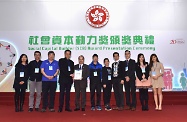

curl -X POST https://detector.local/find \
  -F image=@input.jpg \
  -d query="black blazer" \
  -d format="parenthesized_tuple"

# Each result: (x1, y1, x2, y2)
(13, 63, 29, 89)
(111, 61, 124, 80)
(123, 59, 136, 81)
(58, 58, 74, 84)
(74, 64, 89, 87)
(136, 62, 149, 81)
(28, 60, 43, 81)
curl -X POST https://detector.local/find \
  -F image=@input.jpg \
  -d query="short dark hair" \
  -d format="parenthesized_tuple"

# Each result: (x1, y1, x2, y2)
(125, 50, 131, 53)
(48, 51, 55, 56)
(78, 55, 84, 60)
(92, 54, 98, 58)
(64, 50, 71, 54)
(34, 51, 41, 56)
(113, 52, 119, 57)
(104, 58, 109, 63)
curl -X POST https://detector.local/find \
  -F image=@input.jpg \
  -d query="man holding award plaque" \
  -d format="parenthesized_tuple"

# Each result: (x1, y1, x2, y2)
(74, 55, 89, 111)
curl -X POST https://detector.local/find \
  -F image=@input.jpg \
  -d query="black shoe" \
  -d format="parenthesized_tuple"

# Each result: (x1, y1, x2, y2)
(82, 108, 85, 111)
(15, 108, 19, 112)
(49, 109, 55, 112)
(74, 108, 80, 111)
(20, 106, 24, 112)
(131, 107, 136, 111)
(35, 108, 40, 111)
(145, 106, 149, 111)
(65, 108, 72, 112)
(58, 108, 62, 112)
(28, 108, 33, 112)
(41, 109, 46, 112)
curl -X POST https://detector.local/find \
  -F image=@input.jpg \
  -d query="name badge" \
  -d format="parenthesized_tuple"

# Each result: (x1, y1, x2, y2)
(125, 67, 128, 71)
(94, 71, 98, 76)
(68, 66, 71, 71)
(141, 67, 146, 73)
(49, 66, 53, 70)
(35, 68, 39, 73)
(152, 71, 156, 76)
(108, 75, 111, 80)
(20, 72, 24, 77)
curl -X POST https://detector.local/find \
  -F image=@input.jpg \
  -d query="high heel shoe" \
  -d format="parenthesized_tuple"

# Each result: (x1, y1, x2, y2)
(158, 106, 162, 111)
(155, 106, 159, 111)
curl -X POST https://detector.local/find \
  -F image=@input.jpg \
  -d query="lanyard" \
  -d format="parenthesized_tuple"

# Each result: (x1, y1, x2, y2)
(21, 65, 25, 72)
(35, 60, 40, 68)
(153, 63, 157, 71)
(67, 60, 70, 66)
(114, 61, 119, 67)
(126, 60, 129, 66)
(94, 65, 97, 70)
(48, 60, 54, 66)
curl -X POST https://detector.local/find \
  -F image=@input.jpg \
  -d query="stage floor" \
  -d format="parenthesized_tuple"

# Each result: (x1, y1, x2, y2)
(1, 105, 187, 122)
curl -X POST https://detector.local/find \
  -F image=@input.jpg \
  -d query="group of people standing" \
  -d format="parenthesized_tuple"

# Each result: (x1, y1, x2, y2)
(13, 50, 164, 113)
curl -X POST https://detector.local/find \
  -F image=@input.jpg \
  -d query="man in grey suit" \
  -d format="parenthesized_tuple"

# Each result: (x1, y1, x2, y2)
(74, 55, 89, 111)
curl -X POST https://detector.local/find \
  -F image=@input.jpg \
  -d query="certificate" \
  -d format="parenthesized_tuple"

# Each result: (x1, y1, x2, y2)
(74, 70, 82, 80)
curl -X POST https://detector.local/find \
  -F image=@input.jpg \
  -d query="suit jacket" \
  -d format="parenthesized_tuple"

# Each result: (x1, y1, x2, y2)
(136, 62, 149, 81)
(122, 59, 136, 81)
(74, 64, 89, 88)
(58, 58, 74, 84)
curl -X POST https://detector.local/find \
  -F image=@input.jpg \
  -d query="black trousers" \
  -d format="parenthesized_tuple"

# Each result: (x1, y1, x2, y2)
(42, 81, 57, 109)
(139, 88, 149, 108)
(59, 82, 72, 109)
(90, 82, 101, 107)
(124, 80, 137, 108)
(14, 88, 26, 109)
(74, 81, 86, 109)
(113, 78, 124, 108)
(103, 82, 112, 106)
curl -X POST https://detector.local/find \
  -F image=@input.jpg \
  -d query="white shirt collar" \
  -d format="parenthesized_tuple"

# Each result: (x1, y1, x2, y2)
(115, 60, 120, 63)
(79, 64, 83, 66)
(126, 58, 130, 61)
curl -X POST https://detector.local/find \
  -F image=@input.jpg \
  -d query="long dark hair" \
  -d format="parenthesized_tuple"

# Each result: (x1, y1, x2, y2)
(15, 54, 28, 67)
(149, 54, 160, 70)
(137, 53, 146, 66)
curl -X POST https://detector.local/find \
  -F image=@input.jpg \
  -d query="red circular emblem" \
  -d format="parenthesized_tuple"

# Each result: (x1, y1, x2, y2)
(86, 5, 109, 28)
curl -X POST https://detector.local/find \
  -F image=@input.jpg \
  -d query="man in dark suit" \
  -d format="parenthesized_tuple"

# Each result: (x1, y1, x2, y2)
(123, 50, 136, 111)
(58, 50, 74, 112)
(111, 52, 124, 111)
(74, 55, 89, 111)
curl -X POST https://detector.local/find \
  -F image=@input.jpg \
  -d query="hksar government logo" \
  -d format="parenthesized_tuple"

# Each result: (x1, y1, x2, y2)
(86, 5, 109, 28)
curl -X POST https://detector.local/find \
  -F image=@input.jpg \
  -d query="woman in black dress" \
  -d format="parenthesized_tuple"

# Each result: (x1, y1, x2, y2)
(13, 54, 29, 112)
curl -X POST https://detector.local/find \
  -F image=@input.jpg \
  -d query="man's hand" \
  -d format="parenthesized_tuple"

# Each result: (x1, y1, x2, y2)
(19, 81, 24, 85)
(49, 76, 54, 80)
(70, 74, 74, 78)
(46, 75, 52, 80)
(125, 76, 130, 82)
(120, 80, 124, 84)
